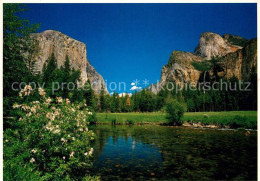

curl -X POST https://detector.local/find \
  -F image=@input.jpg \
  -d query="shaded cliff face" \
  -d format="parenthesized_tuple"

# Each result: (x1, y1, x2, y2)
(150, 51, 202, 93)
(165, 51, 202, 84)
(218, 38, 257, 81)
(150, 32, 257, 93)
(223, 34, 249, 47)
(32, 30, 108, 94)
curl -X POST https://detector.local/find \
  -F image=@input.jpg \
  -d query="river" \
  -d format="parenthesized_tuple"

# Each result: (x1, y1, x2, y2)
(89, 125, 257, 180)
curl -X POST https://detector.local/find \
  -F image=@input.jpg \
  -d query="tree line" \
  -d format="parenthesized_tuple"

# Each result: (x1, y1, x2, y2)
(98, 74, 256, 113)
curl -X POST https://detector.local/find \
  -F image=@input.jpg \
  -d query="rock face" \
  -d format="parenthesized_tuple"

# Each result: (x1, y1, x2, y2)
(222, 33, 249, 47)
(164, 51, 202, 84)
(218, 38, 257, 81)
(194, 32, 242, 60)
(150, 51, 202, 93)
(31, 30, 108, 94)
(150, 32, 257, 94)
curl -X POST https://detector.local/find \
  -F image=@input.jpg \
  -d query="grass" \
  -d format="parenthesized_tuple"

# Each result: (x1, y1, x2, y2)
(96, 111, 257, 129)
(182, 111, 257, 129)
(97, 112, 167, 125)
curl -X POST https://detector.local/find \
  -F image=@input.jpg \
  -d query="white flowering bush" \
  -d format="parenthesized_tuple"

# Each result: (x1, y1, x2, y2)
(4, 86, 99, 180)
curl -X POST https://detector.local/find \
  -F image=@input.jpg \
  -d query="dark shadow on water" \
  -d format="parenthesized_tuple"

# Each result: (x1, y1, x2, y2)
(89, 125, 257, 180)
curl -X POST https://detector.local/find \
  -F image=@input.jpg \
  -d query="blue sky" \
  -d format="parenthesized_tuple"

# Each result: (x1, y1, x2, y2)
(22, 3, 257, 93)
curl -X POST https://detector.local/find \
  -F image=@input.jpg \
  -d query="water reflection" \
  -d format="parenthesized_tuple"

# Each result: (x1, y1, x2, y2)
(90, 125, 257, 180)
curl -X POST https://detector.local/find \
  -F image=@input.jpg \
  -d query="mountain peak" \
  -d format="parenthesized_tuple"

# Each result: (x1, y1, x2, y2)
(194, 32, 232, 60)
(32, 30, 109, 94)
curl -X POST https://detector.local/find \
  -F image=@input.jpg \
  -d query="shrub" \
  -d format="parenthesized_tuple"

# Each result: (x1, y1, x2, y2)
(4, 86, 98, 180)
(111, 118, 117, 125)
(166, 99, 186, 126)
(228, 115, 248, 129)
(126, 119, 134, 125)
(86, 106, 97, 124)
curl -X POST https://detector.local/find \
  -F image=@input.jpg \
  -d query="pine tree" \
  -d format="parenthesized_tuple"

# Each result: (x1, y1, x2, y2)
(110, 92, 117, 113)
(115, 93, 120, 112)
(64, 54, 71, 73)
(100, 85, 106, 112)
(84, 80, 95, 108)
(43, 52, 58, 83)
(3, 4, 40, 117)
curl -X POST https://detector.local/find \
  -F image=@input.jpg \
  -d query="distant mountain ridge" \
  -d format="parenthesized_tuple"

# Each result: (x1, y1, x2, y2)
(149, 32, 256, 93)
(31, 30, 109, 94)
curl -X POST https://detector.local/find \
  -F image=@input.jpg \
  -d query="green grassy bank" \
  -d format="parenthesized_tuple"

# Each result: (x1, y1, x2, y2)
(96, 111, 257, 129)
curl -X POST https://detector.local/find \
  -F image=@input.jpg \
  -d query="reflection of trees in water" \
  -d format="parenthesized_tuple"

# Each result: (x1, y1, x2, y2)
(90, 125, 257, 180)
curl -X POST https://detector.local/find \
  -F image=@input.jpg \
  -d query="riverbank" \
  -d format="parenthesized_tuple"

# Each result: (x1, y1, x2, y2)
(96, 111, 257, 129)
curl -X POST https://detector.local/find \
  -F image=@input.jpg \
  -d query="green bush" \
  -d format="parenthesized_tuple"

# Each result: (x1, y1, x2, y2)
(228, 115, 248, 129)
(166, 99, 186, 126)
(111, 118, 117, 125)
(86, 107, 97, 125)
(126, 119, 134, 125)
(230, 115, 257, 129)
(4, 86, 98, 180)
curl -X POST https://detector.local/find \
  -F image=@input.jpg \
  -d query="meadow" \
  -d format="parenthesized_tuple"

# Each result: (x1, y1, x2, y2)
(96, 111, 257, 129)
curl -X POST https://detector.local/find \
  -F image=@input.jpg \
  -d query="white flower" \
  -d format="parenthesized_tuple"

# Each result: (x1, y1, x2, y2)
(44, 98, 52, 105)
(70, 152, 75, 158)
(88, 148, 94, 156)
(61, 138, 67, 143)
(31, 149, 37, 154)
(30, 158, 35, 163)
(84, 152, 88, 156)
(46, 112, 55, 121)
(72, 137, 75, 141)
(54, 110, 60, 116)
(38, 88, 46, 97)
(31, 106, 37, 114)
(88, 112, 93, 115)
(56, 97, 63, 103)
(20, 85, 33, 97)
(21, 105, 30, 111)
(85, 128, 88, 131)
(65, 98, 70, 104)
(63, 156, 66, 160)
(25, 85, 33, 91)
(53, 129, 60, 134)
(12, 104, 20, 109)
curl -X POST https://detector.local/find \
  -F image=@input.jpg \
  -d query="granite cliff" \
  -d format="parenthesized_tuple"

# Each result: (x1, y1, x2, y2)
(31, 30, 108, 94)
(150, 32, 257, 93)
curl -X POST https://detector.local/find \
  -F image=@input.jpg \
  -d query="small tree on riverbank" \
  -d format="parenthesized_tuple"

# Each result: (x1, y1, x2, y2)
(166, 99, 186, 126)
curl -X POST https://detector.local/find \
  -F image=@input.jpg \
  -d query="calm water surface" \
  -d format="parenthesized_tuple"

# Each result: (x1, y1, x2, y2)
(89, 125, 257, 180)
